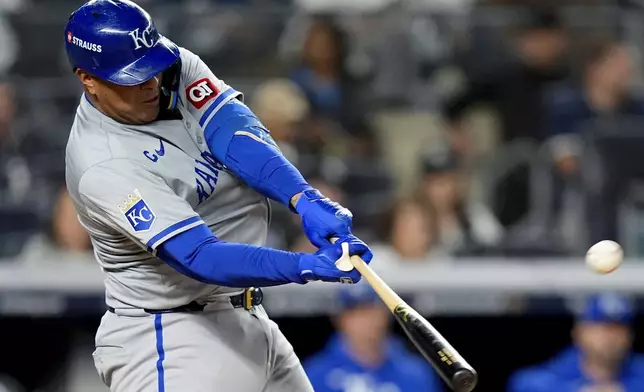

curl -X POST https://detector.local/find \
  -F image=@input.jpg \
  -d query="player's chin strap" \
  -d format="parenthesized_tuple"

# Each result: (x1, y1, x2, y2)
(160, 58, 181, 111)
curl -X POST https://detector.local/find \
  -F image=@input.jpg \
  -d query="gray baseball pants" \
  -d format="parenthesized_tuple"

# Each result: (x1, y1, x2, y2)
(92, 300, 314, 391)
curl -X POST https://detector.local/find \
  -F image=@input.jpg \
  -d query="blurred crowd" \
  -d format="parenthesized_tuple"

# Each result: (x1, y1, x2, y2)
(2, 0, 644, 264)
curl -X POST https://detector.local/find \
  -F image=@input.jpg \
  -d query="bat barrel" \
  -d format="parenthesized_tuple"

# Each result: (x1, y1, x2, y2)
(393, 304, 478, 391)
(451, 368, 478, 392)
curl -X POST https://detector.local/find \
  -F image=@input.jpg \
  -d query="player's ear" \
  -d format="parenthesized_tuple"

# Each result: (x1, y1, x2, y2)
(75, 69, 98, 95)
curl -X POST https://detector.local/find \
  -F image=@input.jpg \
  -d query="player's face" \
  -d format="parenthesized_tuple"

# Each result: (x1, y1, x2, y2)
(77, 70, 161, 125)
(574, 322, 632, 364)
(338, 304, 390, 346)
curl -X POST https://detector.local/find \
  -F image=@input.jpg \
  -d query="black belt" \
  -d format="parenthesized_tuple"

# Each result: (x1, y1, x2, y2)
(108, 287, 263, 314)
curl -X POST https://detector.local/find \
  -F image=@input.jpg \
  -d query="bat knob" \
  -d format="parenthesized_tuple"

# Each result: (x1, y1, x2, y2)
(452, 368, 478, 392)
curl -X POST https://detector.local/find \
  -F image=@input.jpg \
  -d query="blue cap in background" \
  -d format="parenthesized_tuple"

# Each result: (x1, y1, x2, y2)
(336, 282, 381, 311)
(579, 292, 634, 324)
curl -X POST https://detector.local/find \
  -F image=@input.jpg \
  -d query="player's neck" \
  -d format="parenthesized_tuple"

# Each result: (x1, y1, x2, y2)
(346, 339, 385, 368)
(581, 356, 620, 383)
(85, 93, 149, 125)
(85, 93, 122, 123)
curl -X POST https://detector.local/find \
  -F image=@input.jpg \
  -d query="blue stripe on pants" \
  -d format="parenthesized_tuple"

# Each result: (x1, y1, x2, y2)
(154, 314, 165, 392)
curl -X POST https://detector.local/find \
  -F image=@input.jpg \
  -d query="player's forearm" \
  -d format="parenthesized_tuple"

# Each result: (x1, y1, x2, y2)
(203, 100, 312, 208)
(223, 133, 312, 208)
(156, 224, 307, 287)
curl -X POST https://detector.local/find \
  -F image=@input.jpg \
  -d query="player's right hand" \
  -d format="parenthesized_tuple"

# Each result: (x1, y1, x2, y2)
(298, 235, 372, 284)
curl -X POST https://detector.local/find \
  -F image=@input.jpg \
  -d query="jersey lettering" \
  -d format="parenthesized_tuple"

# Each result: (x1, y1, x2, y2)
(129, 26, 155, 50)
(195, 151, 224, 204)
(186, 78, 218, 109)
(143, 139, 166, 163)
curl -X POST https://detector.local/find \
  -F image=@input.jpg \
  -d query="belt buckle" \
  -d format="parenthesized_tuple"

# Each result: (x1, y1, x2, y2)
(243, 287, 263, 310)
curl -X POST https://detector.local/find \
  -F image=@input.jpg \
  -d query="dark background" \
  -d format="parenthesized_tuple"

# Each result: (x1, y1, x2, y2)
(1, 313, 640, 392)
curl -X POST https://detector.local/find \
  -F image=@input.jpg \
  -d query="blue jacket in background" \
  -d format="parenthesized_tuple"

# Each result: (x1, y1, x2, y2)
(303, 333, 444, 392)
(544, 82, 644, 139)
(507, 346, 644, 392)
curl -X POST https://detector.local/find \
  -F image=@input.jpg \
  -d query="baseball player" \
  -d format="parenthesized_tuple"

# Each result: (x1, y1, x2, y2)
(63, 1, 373, 391)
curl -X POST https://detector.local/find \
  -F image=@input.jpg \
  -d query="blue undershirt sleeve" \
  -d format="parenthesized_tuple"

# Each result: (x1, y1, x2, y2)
(202, 99, 313, 208)
(156, 223, 306, 287)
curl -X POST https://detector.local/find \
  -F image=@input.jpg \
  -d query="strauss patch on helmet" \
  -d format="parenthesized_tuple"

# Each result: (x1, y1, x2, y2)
(68, 32, 102, 53)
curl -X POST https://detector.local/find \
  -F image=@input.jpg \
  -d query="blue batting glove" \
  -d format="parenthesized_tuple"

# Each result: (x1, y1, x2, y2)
(295, 189, 353, 248)
(298, 235, 373, 284)
(341, 234, 373, 267)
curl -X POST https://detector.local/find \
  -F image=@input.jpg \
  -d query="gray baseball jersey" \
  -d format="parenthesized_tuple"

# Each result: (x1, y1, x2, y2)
(66, 46, 270, 311)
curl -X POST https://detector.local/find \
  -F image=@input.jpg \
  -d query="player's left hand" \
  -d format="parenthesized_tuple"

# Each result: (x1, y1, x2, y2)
(298, 234, 373, 284)
(294, 188, 357, 247)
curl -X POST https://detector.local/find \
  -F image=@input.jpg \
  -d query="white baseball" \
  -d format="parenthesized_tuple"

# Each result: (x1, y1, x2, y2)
(586, 240, 623, 274)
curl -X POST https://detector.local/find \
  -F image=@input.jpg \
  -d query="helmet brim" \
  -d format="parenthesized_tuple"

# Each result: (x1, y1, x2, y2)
(104, 36, 179, 86)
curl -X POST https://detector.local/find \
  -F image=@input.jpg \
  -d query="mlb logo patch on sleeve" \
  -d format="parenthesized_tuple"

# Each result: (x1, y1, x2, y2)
(118, 189, 156, 232)
(186, 78, 219, 109)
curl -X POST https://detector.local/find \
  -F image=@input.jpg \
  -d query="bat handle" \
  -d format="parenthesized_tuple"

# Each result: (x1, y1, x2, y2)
(329, 237, 403, 312)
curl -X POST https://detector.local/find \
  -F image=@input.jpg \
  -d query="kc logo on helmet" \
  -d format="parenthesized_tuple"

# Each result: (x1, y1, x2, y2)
(129, 25, 156, 50)
(186, 78, 219, 109)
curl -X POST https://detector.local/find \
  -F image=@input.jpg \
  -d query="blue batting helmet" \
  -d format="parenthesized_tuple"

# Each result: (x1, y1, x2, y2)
(579, 292, 634, 325)
(64, 0, 180, 86)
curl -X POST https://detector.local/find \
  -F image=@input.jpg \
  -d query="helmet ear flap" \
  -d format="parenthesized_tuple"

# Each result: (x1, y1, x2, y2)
(160, 58, 181, 110)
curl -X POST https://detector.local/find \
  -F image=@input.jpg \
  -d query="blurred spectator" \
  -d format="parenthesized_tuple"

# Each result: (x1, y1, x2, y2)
(13, 209, 85, 261)
(289, 15, 361, 127)
(0, 79, 64, 207)
(249, 78, 310, 166)
(545, 39, 640, 179)
(419, 145, 504, 254)
(374, 193, 451, 262)
(507, 292, 644, 392)
(19, 187, 92, 262)
(0, 79, 63, 257)
(442, 9, 570, 228)
(544, 39, 644, 247)
(303, 282, 444, 392)
(50, 187, 91, 252)
(0, 0, 24, 75)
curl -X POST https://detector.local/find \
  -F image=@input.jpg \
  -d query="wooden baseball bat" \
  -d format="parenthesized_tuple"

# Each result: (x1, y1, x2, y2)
(332, 239, 478, 392)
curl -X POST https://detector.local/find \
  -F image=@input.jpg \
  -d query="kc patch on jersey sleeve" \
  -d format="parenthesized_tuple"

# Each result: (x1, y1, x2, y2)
(186, 78, 219, 109)
(118, 189, 156, 232)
